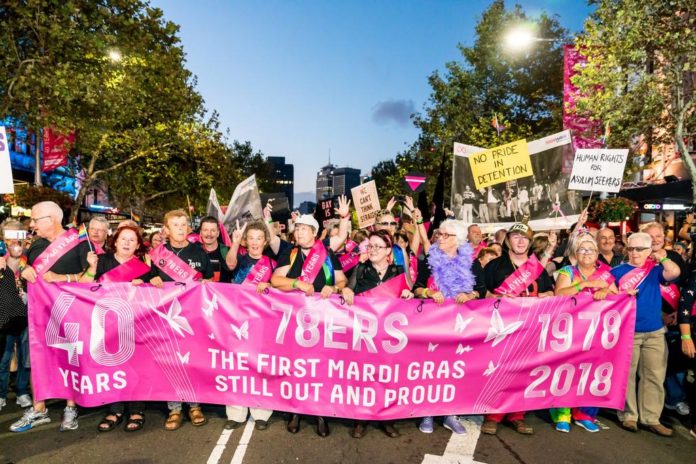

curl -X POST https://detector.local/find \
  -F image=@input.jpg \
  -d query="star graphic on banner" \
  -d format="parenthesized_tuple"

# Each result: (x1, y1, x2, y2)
(484, 309, 522, 347)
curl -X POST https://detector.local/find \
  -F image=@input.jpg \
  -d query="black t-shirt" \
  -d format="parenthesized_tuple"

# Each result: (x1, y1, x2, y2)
(598, 252, 624, 268)
(95, 253, 151, 282)
(485, 253, 554, 296)
(348, 262, 404, 295)
(202, 244, 232, 283)
(0, 267, 27, 335)
(231, 248, 278, 285)
(26, 235, 90, 275)
(276, 243, 342, 292)
(151, 243, 214, 282)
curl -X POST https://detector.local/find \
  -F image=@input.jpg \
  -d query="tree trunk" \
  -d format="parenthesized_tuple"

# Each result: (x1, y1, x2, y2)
(33, 127, 42, 186)
(675, 117, 696, 203)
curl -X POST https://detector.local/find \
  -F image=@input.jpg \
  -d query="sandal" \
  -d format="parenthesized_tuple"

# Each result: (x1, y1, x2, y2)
(125, 412, 145, 432)
(189, 407, 207, 427)
(97, 413, 123, 432)
(165, 411, 183, 431)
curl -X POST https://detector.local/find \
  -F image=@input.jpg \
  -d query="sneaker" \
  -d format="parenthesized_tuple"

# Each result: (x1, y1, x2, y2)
(443, 415, 467, 434)
(60, 406, 79, 431)
(574, 419, 600, 432)
(0, 398, 6, 411)
(419, 416, 434, 433)
(16, 394, 33, 408)
(555, 422, 570, 433)
(675, 402, 690, 416)
(10, 407, 51, 432)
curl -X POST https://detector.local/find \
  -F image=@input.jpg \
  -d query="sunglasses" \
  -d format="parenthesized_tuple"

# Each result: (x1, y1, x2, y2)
(377, 221, 398, 227)
(626, 246, 650, 252)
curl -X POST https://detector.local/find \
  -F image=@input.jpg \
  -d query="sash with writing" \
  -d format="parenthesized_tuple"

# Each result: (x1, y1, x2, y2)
(33, 229, 83, 276)
(99, 257, 151, 283)
(292, 241, 332, 284)
(149, 245, 202, 283)
(495, 255, 545, 297)
(660, 283, 680, 311)
(338, 240, 360, 272)
(244, 255, 276, 286)
(590, 261, 616, 286)
(618, 259, 656, 292)
(360, 273, 409, 299)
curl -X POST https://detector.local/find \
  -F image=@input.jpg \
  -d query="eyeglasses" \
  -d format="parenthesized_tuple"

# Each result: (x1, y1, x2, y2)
(30, 215, 51, 223)
(576, 248, 597, 255)
(439, 232, 457, 239)
(367, 244, 389, 250)
(626, 246, 651, 252)
(377, 222, 398, 227)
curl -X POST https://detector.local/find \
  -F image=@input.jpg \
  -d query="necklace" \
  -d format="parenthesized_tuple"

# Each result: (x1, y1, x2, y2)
(171, 244, 187, 257)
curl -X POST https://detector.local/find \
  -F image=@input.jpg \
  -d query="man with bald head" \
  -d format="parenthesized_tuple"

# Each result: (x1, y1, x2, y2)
(597, 228, 624, 267)
(10, 201, 90, 433)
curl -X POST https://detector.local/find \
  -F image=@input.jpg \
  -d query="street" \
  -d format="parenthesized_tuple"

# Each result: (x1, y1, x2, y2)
(1, 398, 693, 464)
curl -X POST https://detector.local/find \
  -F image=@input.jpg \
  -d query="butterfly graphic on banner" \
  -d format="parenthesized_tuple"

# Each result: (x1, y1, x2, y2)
(484, 309, 522, 347)
(230, 321, 249, 340)
(150, 299, 194, 337)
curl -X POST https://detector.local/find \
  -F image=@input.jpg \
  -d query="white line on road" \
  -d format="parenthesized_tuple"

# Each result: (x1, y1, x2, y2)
(206, 428, 234, 464)
(421, 416, 487, 464)
(230, 420, 255, 464)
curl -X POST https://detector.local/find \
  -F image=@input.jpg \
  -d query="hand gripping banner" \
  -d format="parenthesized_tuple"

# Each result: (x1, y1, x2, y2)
(28, 281, 636, 420)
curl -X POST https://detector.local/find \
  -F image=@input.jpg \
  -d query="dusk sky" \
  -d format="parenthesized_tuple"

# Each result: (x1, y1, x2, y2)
(151, 0, 594, 205)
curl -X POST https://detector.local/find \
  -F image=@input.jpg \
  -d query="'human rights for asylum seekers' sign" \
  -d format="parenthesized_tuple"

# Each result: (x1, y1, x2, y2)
(567, 149, 629, 193)
(468, 139, 533, 189)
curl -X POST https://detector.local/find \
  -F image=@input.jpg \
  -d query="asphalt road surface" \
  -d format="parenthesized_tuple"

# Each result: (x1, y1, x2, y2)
(1, 397, 694, 464)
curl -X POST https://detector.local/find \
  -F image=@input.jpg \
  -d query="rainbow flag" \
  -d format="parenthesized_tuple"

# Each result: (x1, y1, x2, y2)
(78, 223, 88, 241)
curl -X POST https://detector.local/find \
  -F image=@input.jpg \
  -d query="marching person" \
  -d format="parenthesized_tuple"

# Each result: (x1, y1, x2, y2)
(11, 201, 90, 432)
(597, 227, 624, 267)
(481, 222, 555, 435)
(341, 229, 413, 438)
(271, 214, 347, 437)
(611, 232, 680, 436)
(149, 209, 213, 431)
(81, 225, 151, 432)
(87, 216, 110, 253)
(413, 219, 479, 435)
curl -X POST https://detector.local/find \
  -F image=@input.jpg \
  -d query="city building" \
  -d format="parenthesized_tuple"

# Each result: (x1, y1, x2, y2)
(332, 167, 361, 197)
(267, 156, 294, 208)
(316, 163, 335, 202)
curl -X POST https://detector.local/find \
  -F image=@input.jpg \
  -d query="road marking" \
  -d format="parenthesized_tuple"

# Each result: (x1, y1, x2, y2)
(206, 428, 233, 464)
(230, 420, 255, 464)
(421, 416, 487, 464)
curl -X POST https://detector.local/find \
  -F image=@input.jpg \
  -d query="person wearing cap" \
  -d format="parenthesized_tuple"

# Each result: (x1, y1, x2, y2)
(271, 214, 347, 438)
(481, 222, 555, 436)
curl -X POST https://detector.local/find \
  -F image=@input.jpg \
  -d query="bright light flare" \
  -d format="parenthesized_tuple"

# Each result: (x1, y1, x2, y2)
(107, 49, 122, 62)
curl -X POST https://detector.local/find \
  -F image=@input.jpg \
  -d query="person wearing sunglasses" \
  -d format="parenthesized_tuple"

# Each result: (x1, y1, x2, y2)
(610, 232, 681, 436)
(341, 230, 413, 439)
(413, 219, 480, 435)
(552, 234, 618, 433)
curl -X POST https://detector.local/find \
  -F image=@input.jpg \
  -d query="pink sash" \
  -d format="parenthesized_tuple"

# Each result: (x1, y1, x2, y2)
(99, 257, 151, 283)
(33, 229, 83, 276)
(148, 244, 202, 283)
(660, 283, 680, 311)
(360, 274, 409, 298)
(590, 261, 616, 285)
(94, 242, 105, 255)
(244, 255, 276, 286)
(297, 241, 329, 283)
(473, 241, 486, 257)
(338, 240, 360, 272)
(409, 254, 418, 282)
(618, 260, 656, 292)
(494, 255, 545, 297)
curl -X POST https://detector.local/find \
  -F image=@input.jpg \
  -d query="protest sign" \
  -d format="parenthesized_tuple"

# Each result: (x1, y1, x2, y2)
(468, 139, 533, 190)
(403, 171, 427, 193)
(351, 180, 380, 228)
(568, 149, 629, 193)
(0, 127, 13, 194)
(29, 281, 635, 419)
(316, 197, 336, 222)
(222, 175, 263, 230)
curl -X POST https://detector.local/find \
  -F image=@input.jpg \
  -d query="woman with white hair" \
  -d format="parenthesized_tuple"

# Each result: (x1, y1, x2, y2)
(413, 219, 480, 434)
(551, 233, 619, 433)
(610, 232, 681, 437)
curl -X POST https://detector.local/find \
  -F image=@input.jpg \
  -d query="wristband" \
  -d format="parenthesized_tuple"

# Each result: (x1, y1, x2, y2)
(84, 270, 95, 278)
(423, 288, 429, 298)
(417, 219, 424, 224)
(267, 219, 273, 224)
(682, 334, 692, 340)
(291, 279, 298, 289)
(573, 282, 581, 292)
(659, 256, 669, 264)
(340, 215, 350, 219)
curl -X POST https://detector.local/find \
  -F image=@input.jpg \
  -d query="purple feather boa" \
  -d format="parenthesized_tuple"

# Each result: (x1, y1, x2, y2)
(427, 244, 476, 298)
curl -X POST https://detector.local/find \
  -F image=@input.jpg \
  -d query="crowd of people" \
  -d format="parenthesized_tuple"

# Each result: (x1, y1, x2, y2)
(1, 197, 695, 441)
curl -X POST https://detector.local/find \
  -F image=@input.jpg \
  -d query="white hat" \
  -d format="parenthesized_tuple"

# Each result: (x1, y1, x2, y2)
(295, 214, 320, 235)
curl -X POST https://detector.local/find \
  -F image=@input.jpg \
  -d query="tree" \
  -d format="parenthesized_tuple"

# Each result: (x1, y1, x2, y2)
(573, 0, 696, 199)
(371, 0, 567, 205)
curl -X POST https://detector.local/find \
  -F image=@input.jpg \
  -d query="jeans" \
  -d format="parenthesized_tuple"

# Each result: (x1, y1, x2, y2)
(0, 328, 30, 398)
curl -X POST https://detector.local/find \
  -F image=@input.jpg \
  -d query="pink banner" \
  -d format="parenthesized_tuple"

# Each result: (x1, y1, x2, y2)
(28, 282, 635, 419)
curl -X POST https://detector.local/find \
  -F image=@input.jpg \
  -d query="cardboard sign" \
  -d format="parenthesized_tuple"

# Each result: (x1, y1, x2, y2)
(316, 198, 336, 221)
(0, 127, 14, 194)
(568, 149, 629, 193)
(351, 180, 380, 228)
(468, 139, 533, 189)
